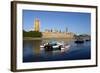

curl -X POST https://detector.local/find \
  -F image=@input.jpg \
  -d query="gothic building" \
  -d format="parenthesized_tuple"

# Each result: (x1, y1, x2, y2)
(34, 18, 40, 31)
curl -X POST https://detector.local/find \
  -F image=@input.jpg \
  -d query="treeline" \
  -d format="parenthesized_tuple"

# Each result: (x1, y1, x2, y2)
(23, 30, 42, 37)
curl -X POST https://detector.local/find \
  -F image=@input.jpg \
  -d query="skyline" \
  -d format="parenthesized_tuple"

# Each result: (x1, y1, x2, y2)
(23, 10, 91, 35)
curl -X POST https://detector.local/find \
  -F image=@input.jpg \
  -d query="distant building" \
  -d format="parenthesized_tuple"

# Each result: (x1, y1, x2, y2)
(66, 27, 68, 32)
(42, 32, 75, 39)
(33, 18, 75, 39)
(34, 18, 40, 31)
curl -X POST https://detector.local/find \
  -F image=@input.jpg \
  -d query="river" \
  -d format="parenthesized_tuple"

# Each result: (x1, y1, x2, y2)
(23, 39, 91, 62)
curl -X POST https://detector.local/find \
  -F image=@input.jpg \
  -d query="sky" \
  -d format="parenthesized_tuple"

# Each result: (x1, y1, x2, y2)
(23, 10, 91, 35)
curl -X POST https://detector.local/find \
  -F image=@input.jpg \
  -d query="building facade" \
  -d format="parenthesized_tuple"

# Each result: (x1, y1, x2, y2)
(33, 18, 75, 39)
(42, 32, 74, 39)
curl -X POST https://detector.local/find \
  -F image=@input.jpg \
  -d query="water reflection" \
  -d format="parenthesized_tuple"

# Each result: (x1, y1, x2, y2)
(32, 40, 41, 55)
(23, 39, 91, 62)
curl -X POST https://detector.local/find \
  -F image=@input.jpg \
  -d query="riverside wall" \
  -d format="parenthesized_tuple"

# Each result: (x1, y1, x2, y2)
(42, 32, 75, 39)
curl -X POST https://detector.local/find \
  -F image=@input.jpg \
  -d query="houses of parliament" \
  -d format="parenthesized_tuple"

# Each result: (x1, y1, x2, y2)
(34, 18, 74, 39)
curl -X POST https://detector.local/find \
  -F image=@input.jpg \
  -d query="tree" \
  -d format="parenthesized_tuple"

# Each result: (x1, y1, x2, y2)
(23, 30, 42, 37)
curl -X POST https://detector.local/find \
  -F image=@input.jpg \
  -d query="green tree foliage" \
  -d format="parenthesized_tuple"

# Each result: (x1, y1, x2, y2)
(23, 30, 42, 37)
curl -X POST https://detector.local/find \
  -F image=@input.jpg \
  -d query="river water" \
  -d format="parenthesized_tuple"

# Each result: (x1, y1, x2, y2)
(23, 39, 91, 62)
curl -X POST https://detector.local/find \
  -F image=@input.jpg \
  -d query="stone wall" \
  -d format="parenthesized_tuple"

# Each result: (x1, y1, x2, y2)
(42, 32, 74, 39)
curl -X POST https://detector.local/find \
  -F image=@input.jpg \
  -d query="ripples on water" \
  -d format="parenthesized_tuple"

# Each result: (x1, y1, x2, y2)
(23, 39, 91, 62)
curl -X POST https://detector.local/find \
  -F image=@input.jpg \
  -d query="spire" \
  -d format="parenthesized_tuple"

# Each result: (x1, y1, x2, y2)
(66, 27, 68, 32)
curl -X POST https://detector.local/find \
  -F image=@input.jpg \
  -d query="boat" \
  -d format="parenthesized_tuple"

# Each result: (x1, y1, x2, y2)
(74, 38, 84, 44)
(40, 42, 70, 51)
(85, 39, 91, 41)
(75, 40, 84, 43)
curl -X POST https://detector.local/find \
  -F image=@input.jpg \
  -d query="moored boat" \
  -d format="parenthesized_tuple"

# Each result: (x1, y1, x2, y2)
(75, 40, 84, 43)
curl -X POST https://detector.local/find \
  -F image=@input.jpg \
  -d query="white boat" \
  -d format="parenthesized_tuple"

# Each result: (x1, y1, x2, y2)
(40, 42, 70, 51)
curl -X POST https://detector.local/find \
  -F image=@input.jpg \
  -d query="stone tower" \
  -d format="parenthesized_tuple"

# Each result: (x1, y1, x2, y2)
(34, 18, 40, 31)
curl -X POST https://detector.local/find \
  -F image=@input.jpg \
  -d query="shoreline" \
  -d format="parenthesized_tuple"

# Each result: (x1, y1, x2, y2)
(23, 37, 75, 40)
